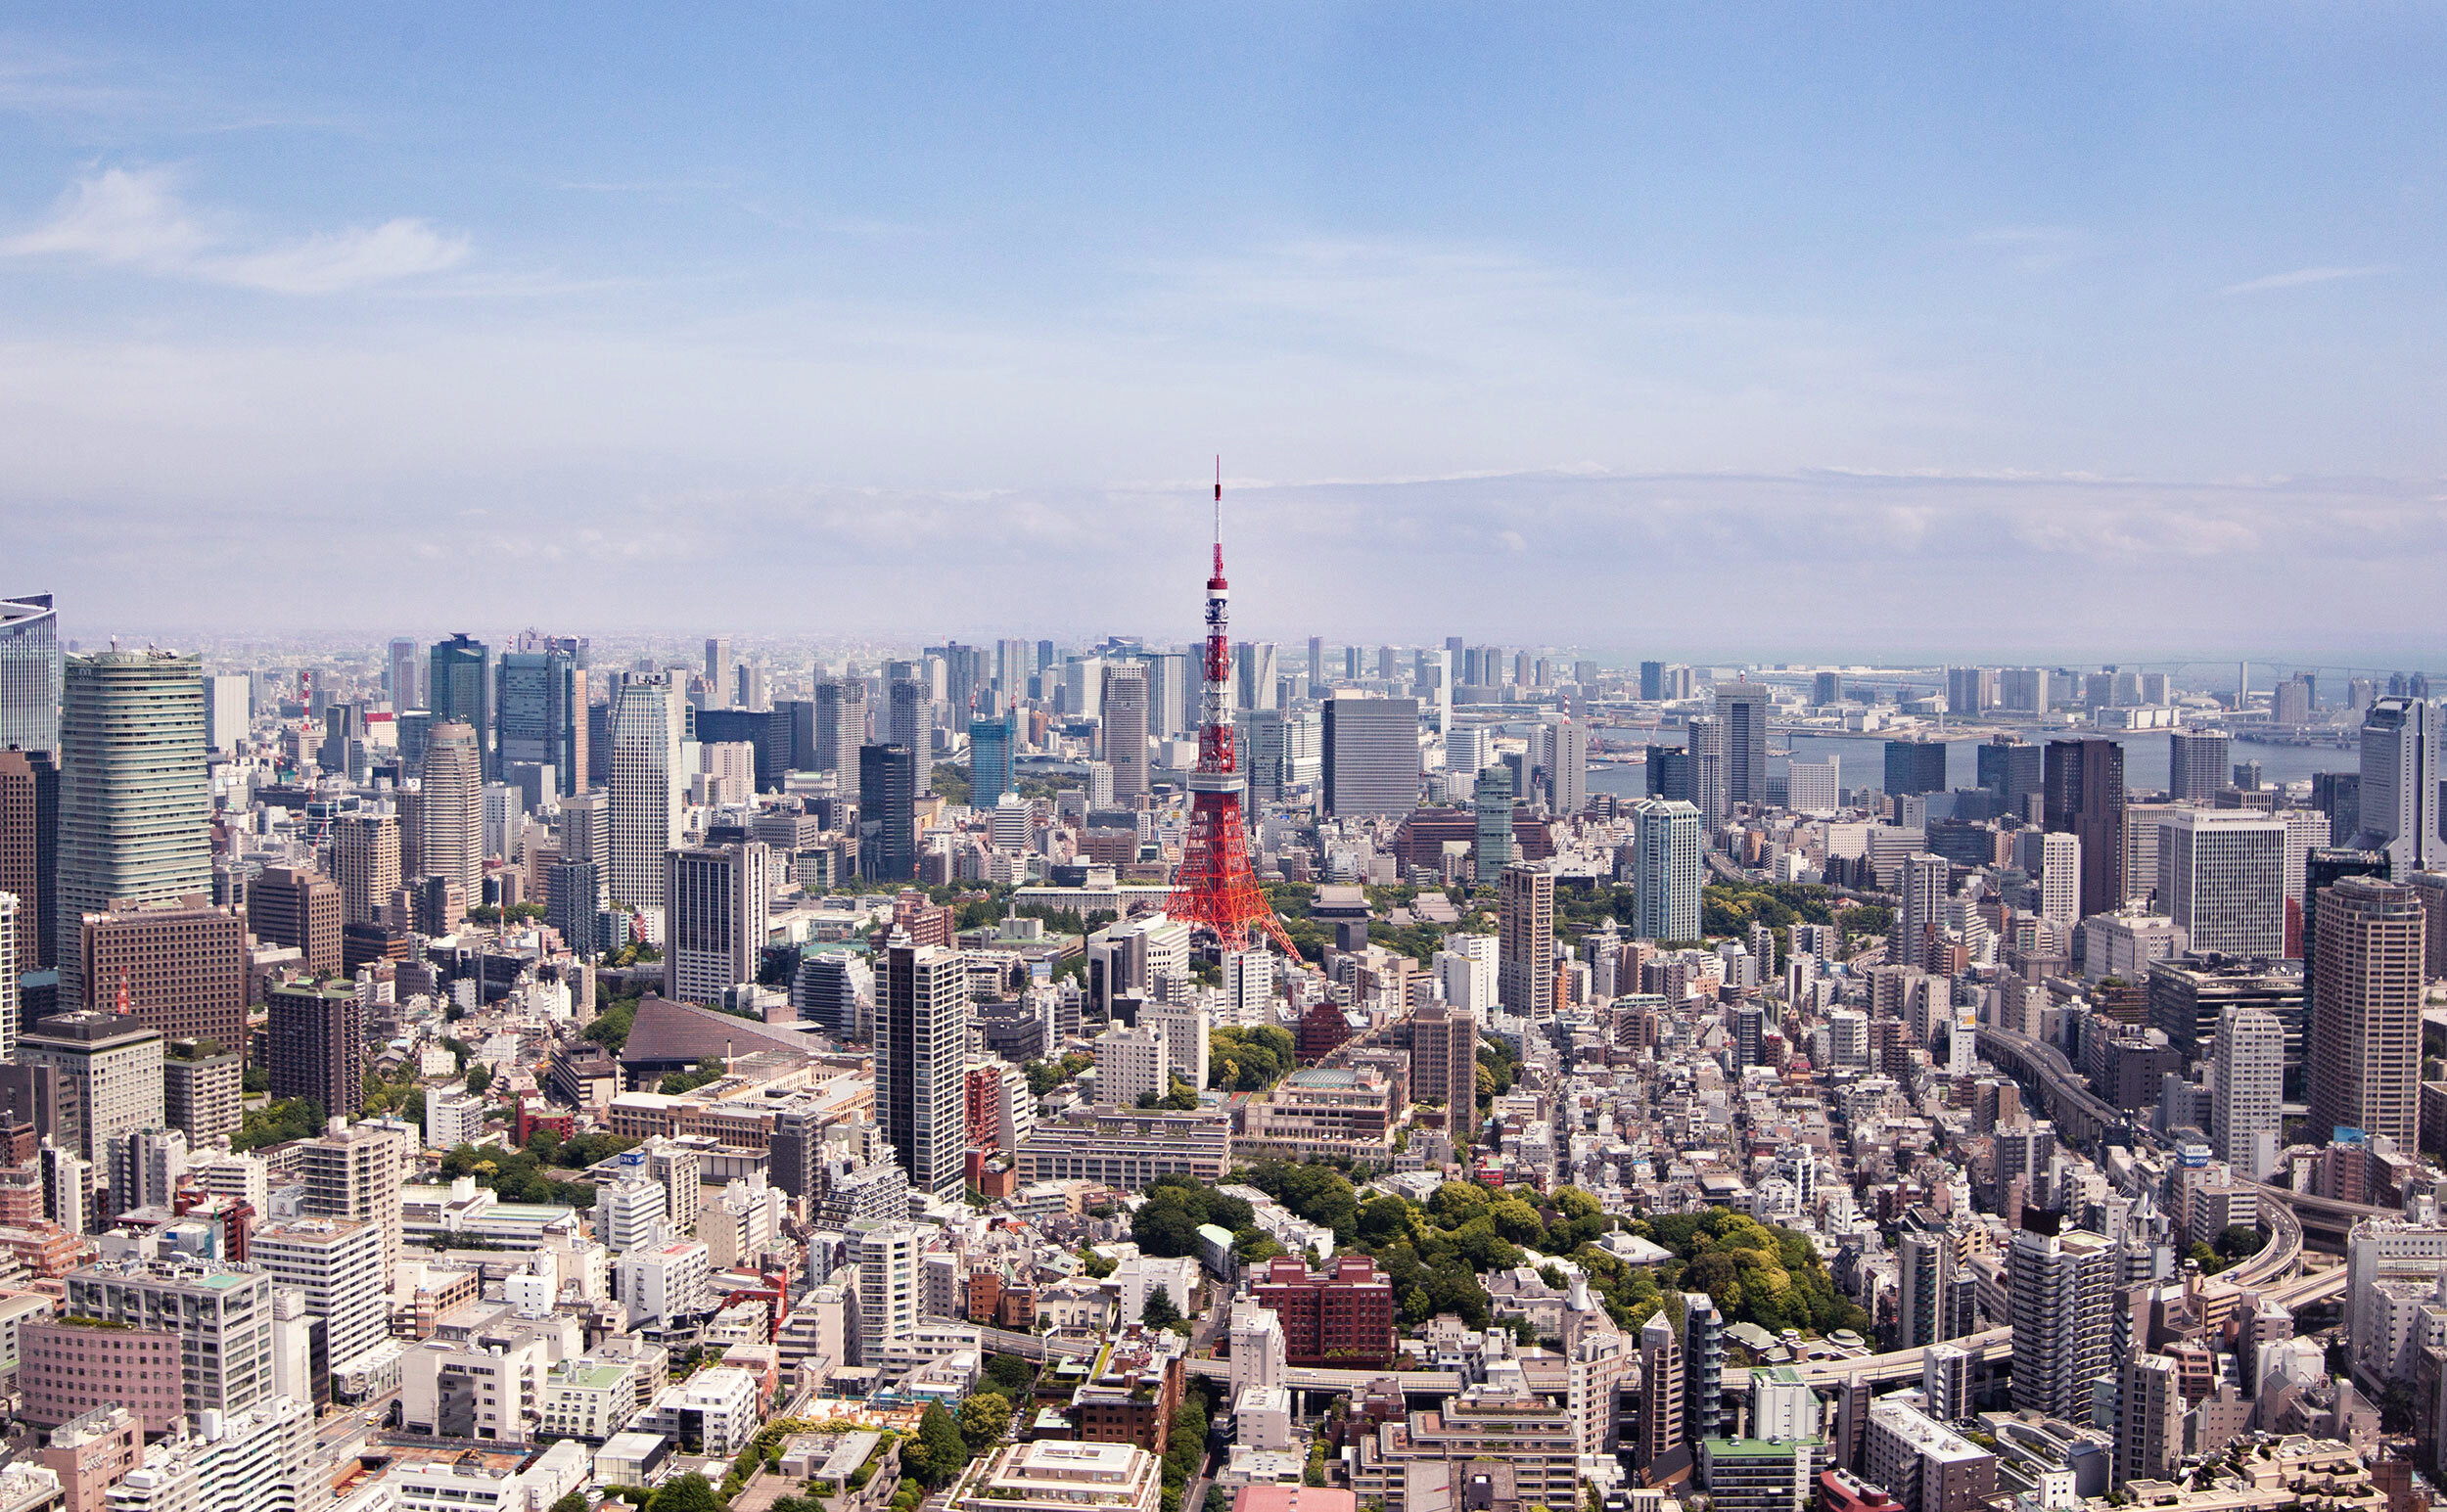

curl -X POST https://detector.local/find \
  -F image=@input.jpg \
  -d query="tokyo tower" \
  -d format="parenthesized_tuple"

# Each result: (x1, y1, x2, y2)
(1165, 462, 1301, 957)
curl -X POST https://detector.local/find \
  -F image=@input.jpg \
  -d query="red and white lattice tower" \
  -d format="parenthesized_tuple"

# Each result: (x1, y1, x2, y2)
(1165, 462, 1300, 956)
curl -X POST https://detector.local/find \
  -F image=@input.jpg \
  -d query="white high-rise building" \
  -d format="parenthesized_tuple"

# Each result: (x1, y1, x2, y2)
(1629, 799, 1702, 942)
(1542, 718, 1588, 818)
(1093, 1025, 1170, 1107)
(2008, 1227, 2114, 1420)
(251, 1217, 389, 1372)
(879, 940, 971, 1199)
(2158, 808, 2285, 958)
(850, 1218, 926, 1364)
(1786, 757, 1839, 816)
(1896, 851, 1950, 971)
(1436, 933, 1499, 1013)
(2354, 697, 2441, 872)
(617, 1239, 711, 1327)
(593, 1169, 669, 1254)
(425, 1083, 485, 1151)
(2211, 1004, 2285, 1180)
(418, 721, 485, 904)
(203, 673, 251, 755)
(1141, 998, 1210, 1093)
(663, 841, 771, 1006)
(1221, 949, 1275, 1025)
(2038, 832, 2081, 929)
(608, 678, 683, 909)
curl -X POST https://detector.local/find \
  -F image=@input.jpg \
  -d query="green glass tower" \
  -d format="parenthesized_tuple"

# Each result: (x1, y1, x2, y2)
(57, 650, 210, 1005)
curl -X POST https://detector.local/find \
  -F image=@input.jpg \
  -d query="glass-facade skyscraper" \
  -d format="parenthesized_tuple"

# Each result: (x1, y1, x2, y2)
(56, 650, 210, 1005)
(428, 633, 492, 778)
(0, 592, 61, 756)
(969, 712, 1015, 809)
(495, 647, 585, 797)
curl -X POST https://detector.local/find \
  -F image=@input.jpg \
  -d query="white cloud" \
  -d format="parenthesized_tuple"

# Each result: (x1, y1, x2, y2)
(0, 166, 468, 294)
(2219, 264, 2391, 297)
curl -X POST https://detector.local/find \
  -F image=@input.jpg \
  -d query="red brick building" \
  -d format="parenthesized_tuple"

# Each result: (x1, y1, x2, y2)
(1252, 1255, 1396, 1368)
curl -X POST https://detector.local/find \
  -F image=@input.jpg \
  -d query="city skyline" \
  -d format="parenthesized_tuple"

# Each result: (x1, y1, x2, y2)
(7, 10, 2447, 649)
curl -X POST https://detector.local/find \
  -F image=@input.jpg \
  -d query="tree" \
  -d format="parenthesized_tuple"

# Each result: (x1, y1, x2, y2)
(959, 1391, 1013, 1452)
(648, 1474, 725, 1512)
(466, 1063, 493, 1094)
(552, 1495, 590, 1512)
(1142, 1284, 1181, 1330)
(903, 1402, 968, 1488)
(1206, 1489, 1232, 1512)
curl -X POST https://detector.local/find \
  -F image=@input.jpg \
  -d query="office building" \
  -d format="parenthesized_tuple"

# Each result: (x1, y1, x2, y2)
(19, 1009, 163, 1166)
(202, 673, 249, 756)
(888, 678, 933, 795)
(1884, 741, 1949, 800)
(0, 593, 62, 754)
(1541, 718, 1588, 816)
(1498, 862, 1554, 1019)
(78, 900, 246, 1049)
(329, 812, 400, 927)
(2167, 730, 2233, 802)
(2354, 698, 2440, 872)
(1092, 1025, 1168, 1108)
(2210, 1004, 2285, 1180)
(1978, 736, 2042, 820)
(1630, 799, 1703, 943)
(496, 647, 585, 797)
(608, 677, 682, 909)
(2043, 739, 2126, 919)
(663, 841, 770, 1007)
(1714, 681, 1770, 810)
(56, 651, 210, 1005)
(266, 977, 365, 1122)
(1701, 1439, 1831, 1512)
(2157, 808, 2285, 958)
(417, 720, 485, 909)
(428, 634, 491, 776)
(858, 744, 917, 883)
(1321, 698, 1419, 819)
(1472, 765, 1514, 878)
(163, 1038, 242, 1145)
(1944, 665, 1989, 716)
(1101, 664, 1149, 802)
(252, 1217, 388, 1374)
(1408, 998, 1476, 1113)
(2007, 1226, 2114, 1421)
(1896, 852, 1949, 973)
(246, 866, 340, 976)
(814, 680, 868, 799)
(0, 747, 57, 985)
(2037, 832, 2080, 929)
(2307, 875, 2424, 1147)
(1235, 641, 1279, 713)
(1788, 756, 1839, 816)
(62, 1256, 277, 1417)
(879, 940, 970, 1199)
(1687, 714, 1729, 829)
(970, 712, 1016, 809)
(299, 1117, 412, 1274)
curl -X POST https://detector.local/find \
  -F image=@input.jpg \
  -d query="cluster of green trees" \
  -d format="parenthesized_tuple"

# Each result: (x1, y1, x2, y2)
(2189, 1223, 2266, 1276)
(1134, 1077, 1203, 1111)
(1023, 1051, 1093, 1097)
(659, 1056, 731, 1095)
(1131, 1174, 1259, 1262)
(1362, 1181, 1615, 1330)
(1475, 1036, 1521, 1110)
(1698, 880, 1834, 940)
(522, 1125, 636, 1169)
(361, 1057, 427, 1125)
(1237, 1159, 1362, 1242)
(1208, 1025, 1294, 1091)
(467, 902, 548, 925)
(931, 766, 973, 805)
(895, 1402, 971, 1487)
(582, 996, 642, 1052)
(1158, 1391, 1211, 1512)
(605, 940, 663, 967)
(234, 1097, 324, 1152)
(438, 1141, 597, 1208)
(1624, 1209, 1870, 1336)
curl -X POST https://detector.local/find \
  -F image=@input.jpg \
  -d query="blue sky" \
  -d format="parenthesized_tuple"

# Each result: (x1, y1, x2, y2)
(5, 6, 2445, 658)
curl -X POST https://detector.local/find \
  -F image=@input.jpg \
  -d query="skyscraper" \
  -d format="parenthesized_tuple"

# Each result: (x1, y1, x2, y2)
(2007, 1225, 2114, 1420)
(1542, 718, 1588, 817)
(1686, 714, 1729, 830)
(2167, 730, 2233, 803)
(858, 743, 917, 883)
(495, 646, 585, 797)
(329, 813, 400, 926)
(1321, 698, 1420, 818)
(2306, 874, 2424, 1147)
(2043, 738, 2126, 919)
(1883, 739, 1949, 799)
(247, 866, 341, 977)
(969, 711, 1016, 809)
(1897, 851, 1949, 972)
(266, 977, 366, 1123)
(1473, 765, 1514, 879)
(81, 900, 247, 1050)
(1498, 862, 1554, 1019)
(1712, 681, 1770, 810)
(0, 593, 61, 755)
(417, 721, 485, 912)
(663, 841, 771, 1006)
(1636, 1310, 1683, 1471)
(878, 939, 970, 1199)
(0, 746, 58, 979)
(1978, 735, 2043, 821)
(889, 678, 933, 795)
(2037, 832, 2080, 929)
(1630, 800, 1702, 943)
(56, 651, 209, 1005)
(704, 637, 731, 699)
(203, 674, 250, 756)
(607, 677, 682, 909)
(1235, 641, 1279, 712)
(386, 637, 421, 710)
(2210, 1003, 2284, 1179)
(814, 679, 868, 799)
(1101, 664, 1150, 802)
(2352, 698, 2440, 872)
(2156, 808, 2285, 958)
(427, 634, 491, 778)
